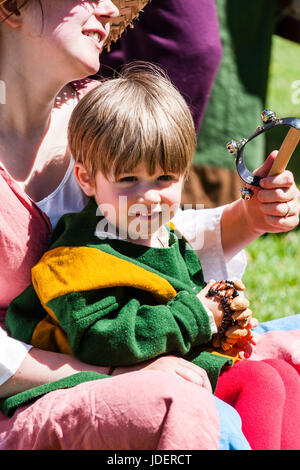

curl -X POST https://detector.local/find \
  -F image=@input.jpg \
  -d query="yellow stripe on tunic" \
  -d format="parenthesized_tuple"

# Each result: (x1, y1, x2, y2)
(30, 245, 241, 364)
(30, 246, 177, 353)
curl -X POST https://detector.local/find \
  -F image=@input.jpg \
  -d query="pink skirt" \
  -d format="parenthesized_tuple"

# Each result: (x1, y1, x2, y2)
(0, 370, 220, 450)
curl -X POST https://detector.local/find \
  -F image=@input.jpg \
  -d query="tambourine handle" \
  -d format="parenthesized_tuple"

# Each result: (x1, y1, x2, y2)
(268, 127, 300, 176)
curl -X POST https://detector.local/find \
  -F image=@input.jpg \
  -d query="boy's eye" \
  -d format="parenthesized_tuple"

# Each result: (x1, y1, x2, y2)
(117, 176, 138, 183)
(157, 174, 178, 182)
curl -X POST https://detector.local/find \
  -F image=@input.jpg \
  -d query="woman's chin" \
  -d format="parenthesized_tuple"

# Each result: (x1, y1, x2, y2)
(72, 56, 101, 80)
(83, 60, 100, 77)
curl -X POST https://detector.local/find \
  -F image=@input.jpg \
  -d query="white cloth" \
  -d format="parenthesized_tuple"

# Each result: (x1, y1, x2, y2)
(0, 328, 32, 386)
(35, 157, 89, 230)
(172, 207, 247, 282)
(202, 304, 218, 335)
(1, 159, 246, 385)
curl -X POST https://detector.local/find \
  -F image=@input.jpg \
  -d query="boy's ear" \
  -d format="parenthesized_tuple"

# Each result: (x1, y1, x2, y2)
(0, 1, 23, 28)
(73, 162, 95, 197)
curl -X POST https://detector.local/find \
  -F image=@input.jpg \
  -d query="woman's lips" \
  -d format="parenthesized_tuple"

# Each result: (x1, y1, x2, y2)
(82, 29, 107, 49)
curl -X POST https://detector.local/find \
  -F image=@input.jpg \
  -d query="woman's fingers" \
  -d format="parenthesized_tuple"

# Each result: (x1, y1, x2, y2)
(171, 358, 213, 392)
(257, 185, 296, 204)
(252, 151, 278, 178)
(261, 213, 299, 231)
(260, 170, 295, 189)
(176, 364, 212, 392)
(141, 356, 213, 392)
(259, 200, 298, 217)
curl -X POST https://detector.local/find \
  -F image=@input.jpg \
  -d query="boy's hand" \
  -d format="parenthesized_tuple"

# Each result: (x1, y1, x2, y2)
(243, 151, 300, 235)
(226, 317, 260, 358)
(197, 282, 224, 328)
(199, 279, 258, 356)
(197, 280, 251, 330)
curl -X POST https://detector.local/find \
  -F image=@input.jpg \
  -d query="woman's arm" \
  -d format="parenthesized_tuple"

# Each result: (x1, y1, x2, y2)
(0, 340, 214, 398)
(0, 347, 110, 399)
(112, 355, 213, 392)
(221, 198, 259, 261)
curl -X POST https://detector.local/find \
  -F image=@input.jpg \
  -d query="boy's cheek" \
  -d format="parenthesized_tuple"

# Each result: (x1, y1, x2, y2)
(162, 185, 182, 205)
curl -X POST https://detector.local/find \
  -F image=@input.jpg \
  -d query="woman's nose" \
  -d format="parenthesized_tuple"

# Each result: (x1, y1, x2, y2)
(95, 0, 119, 19)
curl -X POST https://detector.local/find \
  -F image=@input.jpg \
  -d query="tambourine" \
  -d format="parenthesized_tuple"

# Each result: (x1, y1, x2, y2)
(226, 110, 300, 189)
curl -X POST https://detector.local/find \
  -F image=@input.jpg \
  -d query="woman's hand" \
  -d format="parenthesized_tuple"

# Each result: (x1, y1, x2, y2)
(221, 151, 300, 260)
(243, 151, 300, 236)
(112, 356, 212, 392)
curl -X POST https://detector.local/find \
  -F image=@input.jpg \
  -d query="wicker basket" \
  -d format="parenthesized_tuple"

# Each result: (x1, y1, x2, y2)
(108, 0, 150, 47)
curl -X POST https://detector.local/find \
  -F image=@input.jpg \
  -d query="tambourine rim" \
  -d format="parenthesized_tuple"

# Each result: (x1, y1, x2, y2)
(236, 116, 300, 187)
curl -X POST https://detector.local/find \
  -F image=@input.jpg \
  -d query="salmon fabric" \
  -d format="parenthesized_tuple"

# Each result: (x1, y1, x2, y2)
(0, 79, 99, 328)
(0, 371, 220, 450)
(0, 166, 52, 328)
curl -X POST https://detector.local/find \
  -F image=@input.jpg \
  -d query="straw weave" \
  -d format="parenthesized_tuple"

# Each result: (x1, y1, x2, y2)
(108, 0, 150, 46)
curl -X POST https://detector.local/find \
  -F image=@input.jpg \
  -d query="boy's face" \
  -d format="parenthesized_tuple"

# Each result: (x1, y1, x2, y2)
(79, 161, 185, 244)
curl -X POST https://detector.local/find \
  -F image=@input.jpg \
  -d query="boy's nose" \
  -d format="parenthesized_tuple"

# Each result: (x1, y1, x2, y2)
(138, 189, 161, 205)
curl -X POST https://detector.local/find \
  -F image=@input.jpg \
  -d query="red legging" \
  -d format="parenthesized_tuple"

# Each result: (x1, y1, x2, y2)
(215, 359, 300, 450)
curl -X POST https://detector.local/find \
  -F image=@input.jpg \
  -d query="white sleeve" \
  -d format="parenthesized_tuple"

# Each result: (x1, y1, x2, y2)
(0, 327, 32, 386)
(171, 206, 247, 282)
(202, 303, 218, 334)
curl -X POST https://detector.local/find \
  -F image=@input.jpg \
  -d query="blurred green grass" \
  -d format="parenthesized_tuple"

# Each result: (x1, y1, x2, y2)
(267, 35, 300, 118)
(243, 232, 300, 323)
(266, 35, 300, 183)
(243, 35, 300, 323)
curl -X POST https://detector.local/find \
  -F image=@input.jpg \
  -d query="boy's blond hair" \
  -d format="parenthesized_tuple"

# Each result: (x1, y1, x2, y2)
(68, 63, 196, 180)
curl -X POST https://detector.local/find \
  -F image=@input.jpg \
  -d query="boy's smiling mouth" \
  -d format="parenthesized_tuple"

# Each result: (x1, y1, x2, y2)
(128, 211, 161, 219)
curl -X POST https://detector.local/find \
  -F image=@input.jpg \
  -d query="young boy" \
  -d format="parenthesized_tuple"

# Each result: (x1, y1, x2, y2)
(6, 65, 300, 450)
(6, 65, 252, 390)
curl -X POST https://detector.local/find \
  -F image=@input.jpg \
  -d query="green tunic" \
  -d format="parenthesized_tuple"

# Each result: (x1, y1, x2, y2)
(6, 199, 235, 395)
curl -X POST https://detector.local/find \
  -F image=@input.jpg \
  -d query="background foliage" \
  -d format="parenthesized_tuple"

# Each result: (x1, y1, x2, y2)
(243, 35, 300, 323)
